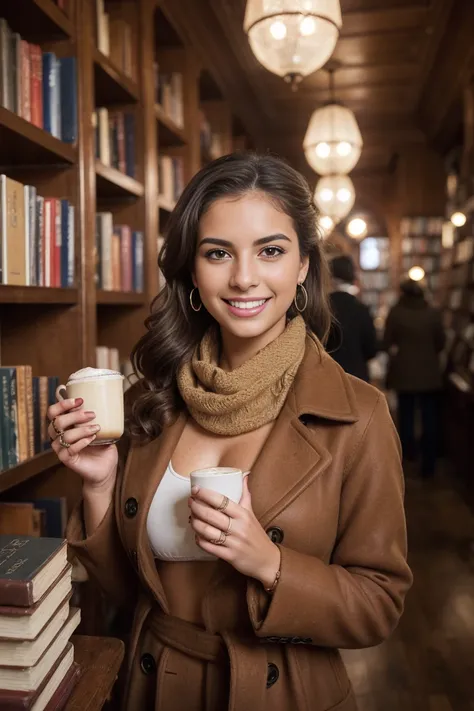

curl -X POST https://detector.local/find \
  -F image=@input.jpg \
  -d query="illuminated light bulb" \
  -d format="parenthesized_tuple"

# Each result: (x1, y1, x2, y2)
(451, 211, 467, 227)
(315, 142, 331, 158)
(347, 217, 367, 239)
(337, 188, 351, 203)
(336, 141, 351, 157)
(270, 20, 287, 40)
(408, 266, 425, 282)
(300, 16, 316, 36)
(320, 188, 334, 202)
(320, 215, 334, 231)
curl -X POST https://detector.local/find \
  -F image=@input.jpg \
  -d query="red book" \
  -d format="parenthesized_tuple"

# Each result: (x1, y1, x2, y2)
(30, 45, 43, 129)
(21, 41, 31, 123)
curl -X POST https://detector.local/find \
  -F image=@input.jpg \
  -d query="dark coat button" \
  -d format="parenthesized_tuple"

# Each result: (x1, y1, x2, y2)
(266, 526, 284, 544)
(140, 653, 156, 675)
(266, 662, 279, 688)
(125, 497, 138, 518)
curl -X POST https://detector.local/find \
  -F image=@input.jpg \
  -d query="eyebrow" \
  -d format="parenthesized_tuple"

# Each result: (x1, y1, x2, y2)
(198, 233, 291, 248)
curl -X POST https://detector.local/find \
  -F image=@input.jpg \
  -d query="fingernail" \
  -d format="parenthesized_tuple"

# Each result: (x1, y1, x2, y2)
(191, 486, 200, 495)
(84, 411, 95, 417)
(74, 398, 83, 406)
(91, 424, 101, 431)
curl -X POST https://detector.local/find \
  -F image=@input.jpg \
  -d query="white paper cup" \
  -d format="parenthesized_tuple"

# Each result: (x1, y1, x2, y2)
(190, 467, 243, 503)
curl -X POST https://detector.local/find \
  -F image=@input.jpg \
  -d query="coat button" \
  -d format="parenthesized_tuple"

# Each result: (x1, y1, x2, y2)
(266, 662, 279, 688)
(140, 653, 156, 675)
(266, 526, 284, 544)
(124, 497, 138, 518)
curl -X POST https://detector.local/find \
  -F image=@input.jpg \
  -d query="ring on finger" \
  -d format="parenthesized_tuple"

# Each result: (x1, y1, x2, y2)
(59, 432, 71, 449)
(225, 516, 232, 535)
(210, 531, 227, 546)
(51, 417, 64, 436)
(217, 495, 229, 512)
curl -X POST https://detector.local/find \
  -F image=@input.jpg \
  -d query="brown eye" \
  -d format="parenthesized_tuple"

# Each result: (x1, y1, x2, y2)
(261, 246, 284, 258)
(207, 249, 230, 260)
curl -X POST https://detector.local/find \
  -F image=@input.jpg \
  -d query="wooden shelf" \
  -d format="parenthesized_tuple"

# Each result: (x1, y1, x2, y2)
(96, 161, 144, 198)
(157, 195, 176, 213)
(94, 50, 140, 105)
(0, 108, 76, 167)
(155, 105, 186, 146)
(96, 290, 145, 306)
(0, 0, 74, 42)
(0, 451, 58, 495)
(0, 286, 79, 305)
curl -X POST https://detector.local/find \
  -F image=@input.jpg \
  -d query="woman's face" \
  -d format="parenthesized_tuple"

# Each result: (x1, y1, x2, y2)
(194, 191, 308, 343)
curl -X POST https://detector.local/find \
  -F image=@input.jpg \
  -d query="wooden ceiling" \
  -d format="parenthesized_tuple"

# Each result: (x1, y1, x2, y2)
(164, 0, 474, 184)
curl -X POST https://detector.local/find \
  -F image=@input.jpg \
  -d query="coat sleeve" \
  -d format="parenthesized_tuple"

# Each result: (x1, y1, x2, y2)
(66, 407, 139, 611)
(247, 393, 413, 649)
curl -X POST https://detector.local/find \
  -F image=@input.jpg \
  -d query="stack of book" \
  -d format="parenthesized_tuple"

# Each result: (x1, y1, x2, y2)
(95, 214, 143, 292)
(0, 18, 77, 143)
(93, 108, 136, 178)
(0, 175, 75, 287)
(158, 156, 184, 208)
(0, 536, 81, 710)
(96, 0, 137, 81)
(0, 367, 59, 471)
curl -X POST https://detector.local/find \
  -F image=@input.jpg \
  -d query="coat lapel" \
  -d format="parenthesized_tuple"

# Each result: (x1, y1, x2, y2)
(123, 412, 187, 613)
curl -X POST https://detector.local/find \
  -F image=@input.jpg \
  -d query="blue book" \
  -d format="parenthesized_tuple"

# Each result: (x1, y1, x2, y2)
(124, 113, 135, 178)
(59, 57, 77, 143)
(42, 52, 57, 137)
(60, 199, 69, 288)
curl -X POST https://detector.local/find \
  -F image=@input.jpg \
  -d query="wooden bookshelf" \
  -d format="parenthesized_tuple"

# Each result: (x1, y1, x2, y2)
(0, 451, 58, 495)
(95, 160, 144, 198)
(96, 290, 145, 306)
(93, 49, 140, 106)
(0, 286, 78, 305)
(155, 104, 187, 147)
(1, 0, 74, 41)
(0, 108, 76, 166)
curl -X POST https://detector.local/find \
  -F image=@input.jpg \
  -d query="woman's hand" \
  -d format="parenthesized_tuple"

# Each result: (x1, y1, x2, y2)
(46, 397, 118, 492)
(189, 476, 281, 589)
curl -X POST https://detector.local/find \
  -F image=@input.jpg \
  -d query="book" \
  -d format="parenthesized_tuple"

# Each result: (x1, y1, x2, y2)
(0, 600, 72, 667)
(0, 566, 72, 640)
(0, 608, 80, 690)
(1, 175, 27, 285)
(0, 643, 80, 711)
(58, 57, 77, 144)
(0, 538, 68, 607)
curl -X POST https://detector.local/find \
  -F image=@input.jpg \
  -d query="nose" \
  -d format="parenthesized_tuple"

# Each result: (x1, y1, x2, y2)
(229, 255, 259, 292)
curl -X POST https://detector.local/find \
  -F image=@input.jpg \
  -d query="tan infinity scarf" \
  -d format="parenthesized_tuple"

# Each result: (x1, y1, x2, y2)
(177, 316, 307, 436)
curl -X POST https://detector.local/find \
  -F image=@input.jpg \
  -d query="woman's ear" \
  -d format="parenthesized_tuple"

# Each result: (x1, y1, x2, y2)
(298, 255, 309, 284)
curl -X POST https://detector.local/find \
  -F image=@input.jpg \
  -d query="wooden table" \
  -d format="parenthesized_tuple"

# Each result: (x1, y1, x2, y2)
(65, 636, 125, 711)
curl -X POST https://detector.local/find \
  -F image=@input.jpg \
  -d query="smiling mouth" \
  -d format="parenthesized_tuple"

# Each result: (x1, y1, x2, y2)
(223, 298, 270, 310)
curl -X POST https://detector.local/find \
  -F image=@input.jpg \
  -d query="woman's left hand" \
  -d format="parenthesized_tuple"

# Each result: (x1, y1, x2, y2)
(189, 476, 281, 589)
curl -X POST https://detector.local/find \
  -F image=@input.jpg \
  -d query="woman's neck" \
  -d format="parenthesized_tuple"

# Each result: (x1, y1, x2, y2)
(219, 317, 287, 371)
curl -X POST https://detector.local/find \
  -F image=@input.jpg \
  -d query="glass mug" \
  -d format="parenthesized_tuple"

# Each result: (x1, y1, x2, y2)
(56, 367, 124, 445)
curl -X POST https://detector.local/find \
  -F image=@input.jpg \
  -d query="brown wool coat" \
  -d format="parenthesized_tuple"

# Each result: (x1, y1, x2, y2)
(67, 337, 413, 711)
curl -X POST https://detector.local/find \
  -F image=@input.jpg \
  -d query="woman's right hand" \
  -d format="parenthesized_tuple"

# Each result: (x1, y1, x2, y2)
(47, 397, 118, 491)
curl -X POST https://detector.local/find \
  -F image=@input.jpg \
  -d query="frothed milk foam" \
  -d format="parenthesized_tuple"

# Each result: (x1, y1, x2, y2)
(60, 367, 124, 444)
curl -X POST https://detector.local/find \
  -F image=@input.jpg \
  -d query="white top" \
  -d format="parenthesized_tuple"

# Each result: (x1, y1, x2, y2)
(146, 461, 215, 561)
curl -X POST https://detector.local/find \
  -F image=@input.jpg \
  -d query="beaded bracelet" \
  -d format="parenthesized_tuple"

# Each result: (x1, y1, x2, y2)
(264, 569, 281, 594)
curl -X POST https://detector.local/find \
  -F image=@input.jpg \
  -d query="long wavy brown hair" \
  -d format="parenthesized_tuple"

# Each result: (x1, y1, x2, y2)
(129, 152, 331, 442)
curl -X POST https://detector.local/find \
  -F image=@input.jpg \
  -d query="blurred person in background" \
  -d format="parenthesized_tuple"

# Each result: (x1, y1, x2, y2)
(326, 254, 378, 382)
(384, 278, 445, 478)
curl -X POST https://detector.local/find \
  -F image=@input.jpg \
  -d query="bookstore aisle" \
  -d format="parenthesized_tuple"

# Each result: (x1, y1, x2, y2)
(343, 470, 474, 711)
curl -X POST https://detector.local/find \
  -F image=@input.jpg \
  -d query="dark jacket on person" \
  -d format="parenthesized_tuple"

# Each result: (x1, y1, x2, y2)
(326, 290, 378, 382)
(383, 294, 445, 392)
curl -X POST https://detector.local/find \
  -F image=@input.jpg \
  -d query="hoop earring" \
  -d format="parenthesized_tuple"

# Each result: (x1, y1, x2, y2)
(189, 288, 202, 312)
(294, 283, 308, 313)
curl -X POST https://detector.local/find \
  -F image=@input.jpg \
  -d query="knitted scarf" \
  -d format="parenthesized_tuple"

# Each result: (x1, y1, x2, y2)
(177, 316, 307, 435)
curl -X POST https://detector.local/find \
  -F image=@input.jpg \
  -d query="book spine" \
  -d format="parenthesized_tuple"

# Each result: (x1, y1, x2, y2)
(39, 376, 49, 451)
(59, 56, 77, 143)
(4, 176, 26, 285)
(0, 371, 9, 470)
(124, 113, 135, 178)
(20, 40, 31, 122)
(11, 32, 20, 116)
(0, 20, 11, 111)
(43, 198, 52, 287)
(95, 215, 102, 289)
(24, 186, 31, 287)
(28, 186, 37, 286)
(54, 198, 62, 287)
(134, 231, 143, 292)
(30, 45, 43, 129)
(36, 196, 44, 286)
(25, 366, 34, 459)
(67, 205, 74, 287)
(42, 53, 56, 136)
(32, 376, 41, 455)
(15, 366, 29, 463)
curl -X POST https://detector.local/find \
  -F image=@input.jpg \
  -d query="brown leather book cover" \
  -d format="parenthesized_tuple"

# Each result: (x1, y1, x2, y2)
(0, 643, 82, 711)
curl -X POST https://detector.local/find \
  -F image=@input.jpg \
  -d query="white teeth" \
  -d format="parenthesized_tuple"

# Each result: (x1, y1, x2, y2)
(228, 300, 267, 310)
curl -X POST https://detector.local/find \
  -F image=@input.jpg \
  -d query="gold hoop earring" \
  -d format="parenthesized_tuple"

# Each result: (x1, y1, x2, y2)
(294, 283, 308, 313)
(190, 288, 202, 312)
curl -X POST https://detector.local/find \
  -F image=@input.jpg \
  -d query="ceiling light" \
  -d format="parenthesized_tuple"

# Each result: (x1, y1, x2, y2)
(314, 175, 355, 222)
(347, 217, 367, 239)
(451, 211, 467, 227)
(244, 0, 342, 84)
(304, 104, 363, 174)
(408, 266, 425, 282)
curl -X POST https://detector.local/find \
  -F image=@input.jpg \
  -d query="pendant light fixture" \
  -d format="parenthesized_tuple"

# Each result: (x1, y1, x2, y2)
(314, 174, 355, 223)
(304, 69, 362, 174)
(243, 1, 342, 87)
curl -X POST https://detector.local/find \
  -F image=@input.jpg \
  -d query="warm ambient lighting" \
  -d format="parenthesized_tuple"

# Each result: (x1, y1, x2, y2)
(318, 214, 335, 238)
(244, 0, 342, 84)
(304, 103, 363, 174)
(450, 211, 467, 227)
(408, 266, 425, 282)
(347, 217, 367, 239)
(314, 174, 355, 222)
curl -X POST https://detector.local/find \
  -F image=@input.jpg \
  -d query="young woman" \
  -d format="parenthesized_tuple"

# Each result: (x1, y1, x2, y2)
(48, 153, 412, 711)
